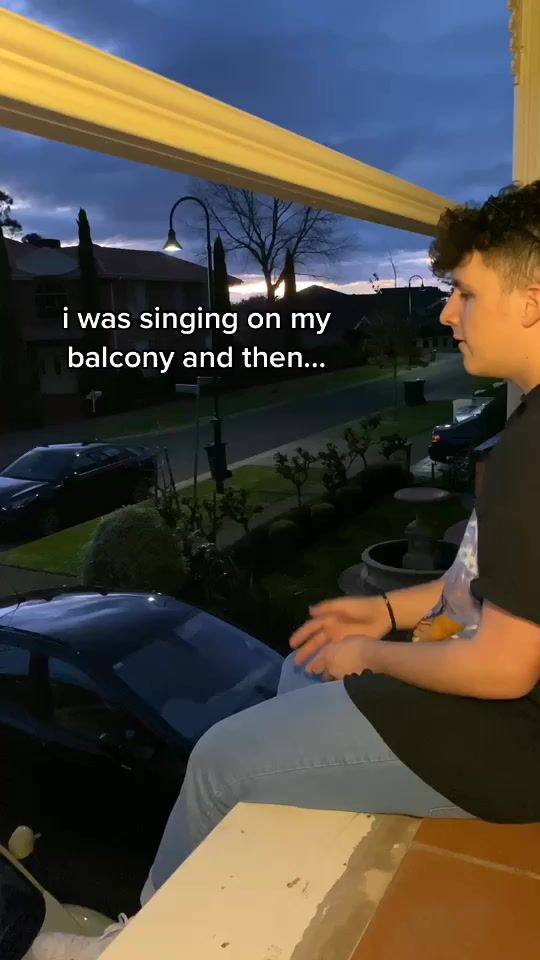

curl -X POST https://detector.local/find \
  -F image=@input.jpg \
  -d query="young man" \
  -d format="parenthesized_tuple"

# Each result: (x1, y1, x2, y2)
(34, 181, 540, 959)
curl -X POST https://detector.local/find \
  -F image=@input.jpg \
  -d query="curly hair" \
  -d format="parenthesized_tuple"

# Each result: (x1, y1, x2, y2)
(429, 180, 540, 291)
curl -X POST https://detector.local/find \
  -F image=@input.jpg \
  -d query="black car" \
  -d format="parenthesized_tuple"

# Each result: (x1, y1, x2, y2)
(429, 390, 507, 465)
(0, 442, 158, 538)
(0, 588, 283, 914)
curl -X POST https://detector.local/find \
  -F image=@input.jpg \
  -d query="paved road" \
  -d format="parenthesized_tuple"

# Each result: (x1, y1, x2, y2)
(0, 356, 473, 486)
(121, 355, 472, 481)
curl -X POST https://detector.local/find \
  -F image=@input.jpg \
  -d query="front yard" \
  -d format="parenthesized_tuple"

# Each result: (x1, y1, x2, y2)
(0, 400, 456, 577)
(261, 493, 468, 637)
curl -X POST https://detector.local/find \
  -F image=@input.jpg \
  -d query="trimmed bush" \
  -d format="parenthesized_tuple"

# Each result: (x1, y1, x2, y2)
(286, 505, 312, 534)
(232, 522, 270, 568)
(268, 518, 301, 553)
(334, 484, 364, 516)
(80, 504, 187, 595)
(309, 501, 336, 534)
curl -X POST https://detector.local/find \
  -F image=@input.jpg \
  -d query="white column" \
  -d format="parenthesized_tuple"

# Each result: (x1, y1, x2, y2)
(508, 0, 540, 414)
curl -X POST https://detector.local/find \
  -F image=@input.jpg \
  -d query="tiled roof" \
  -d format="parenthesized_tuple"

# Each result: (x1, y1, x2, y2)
(4, 238, 242, 285)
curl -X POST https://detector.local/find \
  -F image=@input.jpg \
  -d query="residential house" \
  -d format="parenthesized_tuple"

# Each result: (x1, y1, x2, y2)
(5, 236, 241, 423)
(234, 283, 451, 357)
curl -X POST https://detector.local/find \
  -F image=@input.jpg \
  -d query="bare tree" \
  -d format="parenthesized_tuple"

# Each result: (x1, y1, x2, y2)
(366, 309, 419, 419)
(193, 183, 354, 301)
(369, 251, 398, 291)
(387, 250, 398, 288)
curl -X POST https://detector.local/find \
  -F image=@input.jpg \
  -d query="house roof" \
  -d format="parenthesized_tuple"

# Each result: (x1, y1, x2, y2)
(4, 238, 242, 285)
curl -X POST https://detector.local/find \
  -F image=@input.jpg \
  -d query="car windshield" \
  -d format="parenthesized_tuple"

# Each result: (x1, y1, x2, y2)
(2, 449, 74, 481)
(112, 610, 278, 741)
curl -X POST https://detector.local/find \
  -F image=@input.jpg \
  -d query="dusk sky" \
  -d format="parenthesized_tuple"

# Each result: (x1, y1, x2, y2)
(2, 0, 514, 298)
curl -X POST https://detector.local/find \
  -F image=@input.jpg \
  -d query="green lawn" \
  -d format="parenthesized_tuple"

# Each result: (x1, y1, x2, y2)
(0, 465, 322, 576)
(2, 519, 100, 577)
(373, 401, 452, 437)
(78, 360, 418, 440)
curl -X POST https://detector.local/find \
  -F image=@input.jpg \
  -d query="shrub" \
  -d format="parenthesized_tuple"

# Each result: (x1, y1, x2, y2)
(379, 432, 409, 461)
(274, 448, 317, 508)
(185, 537, 240, 605)
(80, 504, 187, 595)
(232, 522, 270, 568)
(317, 442, 347, 500)
(221, 487, 263, 534)
(309, 501, 336, 534)
(343, 414, 381, 471)
(359, 462, 410, 501)
(268, 518, 301, 552)
(286, 505, 312, 534)
(334, 484, 362, 516)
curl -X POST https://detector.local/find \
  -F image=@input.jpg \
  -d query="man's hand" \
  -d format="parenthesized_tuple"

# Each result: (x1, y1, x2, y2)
(304, 634, 374, 681)
(289, 595, 391, 667)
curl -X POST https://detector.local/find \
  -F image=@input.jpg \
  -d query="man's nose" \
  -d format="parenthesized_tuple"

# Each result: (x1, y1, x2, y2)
(440, 292, 460, 328)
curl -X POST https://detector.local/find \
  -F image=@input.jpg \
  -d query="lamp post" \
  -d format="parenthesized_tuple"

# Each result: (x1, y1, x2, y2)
(164, 197, 230, 493)
(164, 196, 214, 321)
(407, 275, 424, 319)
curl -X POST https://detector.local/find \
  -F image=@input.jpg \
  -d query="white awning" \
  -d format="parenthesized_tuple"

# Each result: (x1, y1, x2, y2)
(0, 8, 456, 236)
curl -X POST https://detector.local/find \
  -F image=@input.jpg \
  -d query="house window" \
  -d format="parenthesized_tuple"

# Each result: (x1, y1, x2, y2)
(35, 279, 68, 323)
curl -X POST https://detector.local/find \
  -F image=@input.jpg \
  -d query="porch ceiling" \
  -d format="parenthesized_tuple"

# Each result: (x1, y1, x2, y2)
(0, 9, 456, 237)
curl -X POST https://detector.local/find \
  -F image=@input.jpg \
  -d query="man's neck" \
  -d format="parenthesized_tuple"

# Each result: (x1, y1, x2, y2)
(513, 368, 540, 395)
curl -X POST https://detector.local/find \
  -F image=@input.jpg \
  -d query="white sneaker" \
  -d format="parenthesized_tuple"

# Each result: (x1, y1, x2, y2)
(32, 914, 129, 959)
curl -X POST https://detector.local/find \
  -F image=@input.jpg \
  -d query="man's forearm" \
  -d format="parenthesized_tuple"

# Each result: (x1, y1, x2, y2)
(365, 634, 524, 699)
(386, 578, 444, 631)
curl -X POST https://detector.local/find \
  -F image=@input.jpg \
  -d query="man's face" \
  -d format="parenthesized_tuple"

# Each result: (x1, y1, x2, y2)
(439, 251, 515, 379)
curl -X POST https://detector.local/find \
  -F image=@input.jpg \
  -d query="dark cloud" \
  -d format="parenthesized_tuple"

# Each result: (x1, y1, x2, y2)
(1, 0, 513, 286)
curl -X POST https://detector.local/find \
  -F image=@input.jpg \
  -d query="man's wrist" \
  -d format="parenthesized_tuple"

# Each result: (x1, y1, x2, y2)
(364, 635, 384, 673)
(379, 593, 397, 633)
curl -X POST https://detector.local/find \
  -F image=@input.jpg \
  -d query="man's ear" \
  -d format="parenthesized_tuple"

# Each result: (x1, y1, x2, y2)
(522, 283, 540, 328)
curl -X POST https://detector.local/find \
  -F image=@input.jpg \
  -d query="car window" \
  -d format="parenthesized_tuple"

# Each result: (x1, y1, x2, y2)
(72, 450, 107, 475)
(0, 643, 31, 707)
(1, 449, 74, 482)
(82, 449, 113, 465)
(48, 657, 136, 744)
(100, 447, 125, 462)
(113, 611, 280, 741)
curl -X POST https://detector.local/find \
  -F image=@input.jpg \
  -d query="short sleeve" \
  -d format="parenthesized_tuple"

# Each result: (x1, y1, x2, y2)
(470, 415, 540, 626)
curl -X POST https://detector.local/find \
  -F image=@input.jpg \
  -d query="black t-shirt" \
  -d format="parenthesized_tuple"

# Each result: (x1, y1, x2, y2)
(344, 383, 540, 823)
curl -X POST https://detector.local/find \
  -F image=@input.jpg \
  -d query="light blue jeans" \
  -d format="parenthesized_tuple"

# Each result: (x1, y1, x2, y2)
(141, 653, 473, 904)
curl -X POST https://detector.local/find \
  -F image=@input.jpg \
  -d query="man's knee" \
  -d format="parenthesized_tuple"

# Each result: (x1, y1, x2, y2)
(278, 650, 300, 689)
(187, 710, 241, 784)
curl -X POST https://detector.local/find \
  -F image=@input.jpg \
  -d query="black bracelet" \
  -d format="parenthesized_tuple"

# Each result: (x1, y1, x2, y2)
(380, 592, 397, 633)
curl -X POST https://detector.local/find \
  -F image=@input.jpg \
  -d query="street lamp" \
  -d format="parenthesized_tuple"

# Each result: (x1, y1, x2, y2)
(164, 196, 213, 323)
(164, 196, 230, 494)
(407, 274, 424, 319)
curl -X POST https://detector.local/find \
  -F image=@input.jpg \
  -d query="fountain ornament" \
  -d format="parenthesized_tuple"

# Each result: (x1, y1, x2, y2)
(338, 486, 458, 595)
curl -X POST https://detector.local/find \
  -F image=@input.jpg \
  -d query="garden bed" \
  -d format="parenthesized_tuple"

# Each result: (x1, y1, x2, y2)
(207, 468, 468, 653)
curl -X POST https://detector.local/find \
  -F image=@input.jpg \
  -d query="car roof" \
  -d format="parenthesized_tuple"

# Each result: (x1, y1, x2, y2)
(27, 442, 114, 453)
(0, 592, 195, 662)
